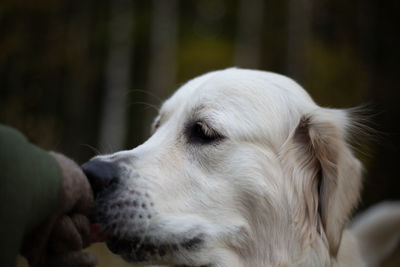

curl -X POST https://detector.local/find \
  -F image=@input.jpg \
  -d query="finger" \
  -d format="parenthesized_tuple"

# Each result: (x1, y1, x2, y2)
(49, 152, 94, 213)
(71, 213, 91, 248)
(49, 215, 83, 253)
(74, 173, 94, 216)
(45, 252, 97, 267)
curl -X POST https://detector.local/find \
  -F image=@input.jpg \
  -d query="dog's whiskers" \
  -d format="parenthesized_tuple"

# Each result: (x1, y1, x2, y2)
(80, 143, 101, 156)
(126, 89, 163, 104)
(128, 101, 160, 113)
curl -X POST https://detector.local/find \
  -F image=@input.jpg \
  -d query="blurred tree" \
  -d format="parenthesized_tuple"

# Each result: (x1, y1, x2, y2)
(0, 0, 398, 264)
(360, 0, 400, 210)
(286, 0, 312, 83)
(234, 0, 264, 68)
(62, 0, 98, 159)
(145, 0, 178, 135)
(98, 0, 134, 152)
(178, 0, 233, 82)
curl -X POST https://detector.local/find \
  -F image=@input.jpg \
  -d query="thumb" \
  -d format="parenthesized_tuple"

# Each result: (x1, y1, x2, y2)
(49, 151, 94, 214)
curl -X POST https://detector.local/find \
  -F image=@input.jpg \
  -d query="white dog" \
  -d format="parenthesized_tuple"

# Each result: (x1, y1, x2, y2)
(82, 68, 400, 267)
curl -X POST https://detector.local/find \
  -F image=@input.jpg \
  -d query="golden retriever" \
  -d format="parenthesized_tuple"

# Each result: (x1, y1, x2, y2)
(83, 68, 400, 267)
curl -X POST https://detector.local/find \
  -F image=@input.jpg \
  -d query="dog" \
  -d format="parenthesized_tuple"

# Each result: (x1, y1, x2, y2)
(82, 68, 400, 267)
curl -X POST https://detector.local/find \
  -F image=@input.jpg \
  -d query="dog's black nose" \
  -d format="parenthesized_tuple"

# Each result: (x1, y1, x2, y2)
(81, 159, 119, 198)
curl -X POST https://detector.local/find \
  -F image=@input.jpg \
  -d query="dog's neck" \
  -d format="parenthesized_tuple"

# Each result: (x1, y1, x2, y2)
(227, 199, 332, 267)
(235, 236, 331, 267)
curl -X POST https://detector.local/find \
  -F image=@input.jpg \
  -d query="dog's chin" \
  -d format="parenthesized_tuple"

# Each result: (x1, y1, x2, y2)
(106, 235, 174, 262)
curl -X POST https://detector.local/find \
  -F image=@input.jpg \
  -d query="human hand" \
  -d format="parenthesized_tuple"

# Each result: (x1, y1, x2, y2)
(21, 152, 97, 267)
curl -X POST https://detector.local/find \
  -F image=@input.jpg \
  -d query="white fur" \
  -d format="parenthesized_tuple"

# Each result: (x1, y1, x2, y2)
(94, 68, 399, 267)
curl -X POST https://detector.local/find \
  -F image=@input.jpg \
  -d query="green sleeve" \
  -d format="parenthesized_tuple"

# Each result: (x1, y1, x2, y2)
(0, 125, 62, 267)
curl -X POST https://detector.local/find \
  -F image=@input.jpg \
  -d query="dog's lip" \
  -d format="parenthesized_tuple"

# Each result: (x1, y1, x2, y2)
(106, 236, 168, 261)
(90, 223, 108, 243)
(106, 236, 139, 255)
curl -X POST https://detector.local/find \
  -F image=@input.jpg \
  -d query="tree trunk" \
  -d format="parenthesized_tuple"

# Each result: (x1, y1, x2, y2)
(63, 0, 93, 161)
(286, 0, 312, 83)
(145, 0, 178, 136)
(99, 0, 133, 152)
(234, 0, 265, 68)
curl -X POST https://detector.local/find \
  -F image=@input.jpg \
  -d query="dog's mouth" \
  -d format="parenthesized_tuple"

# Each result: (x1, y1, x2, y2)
(90, 221, 173, 260)
(89, 185, 207, 264)
(90, 223, 108, 243)
(90, 223, 159, 260)
(88, 186, 164, 260)
(107, 235, 175, 262)
(90, 225, 189, 263)
(90, 221, 206, 264)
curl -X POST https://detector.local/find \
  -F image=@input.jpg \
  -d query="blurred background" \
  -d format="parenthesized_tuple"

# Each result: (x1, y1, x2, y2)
(1, 0, 398, 266)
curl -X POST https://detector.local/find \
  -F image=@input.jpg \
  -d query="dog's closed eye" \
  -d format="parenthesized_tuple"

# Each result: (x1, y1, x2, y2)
(187, 121, 224, 145)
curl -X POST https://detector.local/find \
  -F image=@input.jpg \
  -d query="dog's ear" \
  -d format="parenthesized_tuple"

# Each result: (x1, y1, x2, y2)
(289, 109, 363, 256)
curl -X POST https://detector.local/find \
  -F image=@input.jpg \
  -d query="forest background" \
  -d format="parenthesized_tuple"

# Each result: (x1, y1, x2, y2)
(0, 0, 398, 266)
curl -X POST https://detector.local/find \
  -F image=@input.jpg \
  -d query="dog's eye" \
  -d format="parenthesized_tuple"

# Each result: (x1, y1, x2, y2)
(189, 121, 223, 144)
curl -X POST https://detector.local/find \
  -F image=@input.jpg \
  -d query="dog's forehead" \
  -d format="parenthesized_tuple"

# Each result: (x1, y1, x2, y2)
(155, 69, 319, 146)
(162, 68, 315, 124)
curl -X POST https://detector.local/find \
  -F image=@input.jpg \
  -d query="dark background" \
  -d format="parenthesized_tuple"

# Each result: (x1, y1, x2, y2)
(1, 0, 398, 265)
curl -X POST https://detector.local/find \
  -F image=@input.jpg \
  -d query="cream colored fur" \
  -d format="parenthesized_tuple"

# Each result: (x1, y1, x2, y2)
(93, 68, 399, 267)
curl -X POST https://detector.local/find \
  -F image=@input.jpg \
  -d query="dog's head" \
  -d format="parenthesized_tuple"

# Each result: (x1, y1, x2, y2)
(82, 68, 363, 266)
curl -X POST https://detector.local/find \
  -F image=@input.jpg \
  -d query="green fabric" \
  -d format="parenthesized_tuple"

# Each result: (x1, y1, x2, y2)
(0, 125, 62, 267)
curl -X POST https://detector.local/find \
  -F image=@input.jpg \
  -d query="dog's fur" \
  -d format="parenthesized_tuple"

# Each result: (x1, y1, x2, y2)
(86, 68, 400, 267)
